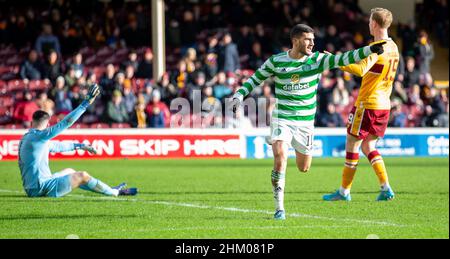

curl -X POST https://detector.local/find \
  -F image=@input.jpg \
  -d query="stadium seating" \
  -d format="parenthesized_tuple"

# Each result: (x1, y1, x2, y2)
(90, 123, 110, 129)
(111, 123, 131, 129)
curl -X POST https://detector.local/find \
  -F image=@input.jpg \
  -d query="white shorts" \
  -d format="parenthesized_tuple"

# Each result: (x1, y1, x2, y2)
(269, 122, 314, 155)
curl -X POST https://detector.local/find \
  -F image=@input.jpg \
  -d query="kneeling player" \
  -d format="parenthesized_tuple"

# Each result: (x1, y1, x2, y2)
(18, 84, 137, 198)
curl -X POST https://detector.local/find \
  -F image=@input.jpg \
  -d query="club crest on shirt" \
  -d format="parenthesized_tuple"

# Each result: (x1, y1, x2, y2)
(291, 74, 300, 83)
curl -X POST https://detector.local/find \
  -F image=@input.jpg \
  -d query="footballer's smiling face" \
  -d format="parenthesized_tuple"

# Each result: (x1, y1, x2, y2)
(294, 32, 315, 56)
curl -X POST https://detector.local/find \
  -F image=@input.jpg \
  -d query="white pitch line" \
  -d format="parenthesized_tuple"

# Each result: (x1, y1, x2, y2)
(0, 189, 406, 227)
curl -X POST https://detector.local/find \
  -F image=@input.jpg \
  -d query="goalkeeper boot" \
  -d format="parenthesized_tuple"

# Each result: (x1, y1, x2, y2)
(323, 190, 351, 201)
(113, 183, 127, 191)
(376, 187, 395, 201)
(274, 210, 286, 220)
(119, 187, 138, 196)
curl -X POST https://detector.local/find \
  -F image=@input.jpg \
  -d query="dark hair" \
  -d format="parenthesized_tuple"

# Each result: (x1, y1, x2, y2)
(32, 110, 50, 125)
(290, 24, 314, 40)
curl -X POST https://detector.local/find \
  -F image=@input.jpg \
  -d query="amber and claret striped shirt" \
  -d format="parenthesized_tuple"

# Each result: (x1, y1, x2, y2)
(340, 39, 400, 110)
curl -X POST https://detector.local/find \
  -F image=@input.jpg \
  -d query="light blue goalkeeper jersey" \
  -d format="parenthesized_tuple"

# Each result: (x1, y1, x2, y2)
(18, 100, 89, 192)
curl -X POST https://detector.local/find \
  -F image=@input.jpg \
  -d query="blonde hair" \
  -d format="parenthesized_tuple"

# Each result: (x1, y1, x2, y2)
(370, 8, 393, 29)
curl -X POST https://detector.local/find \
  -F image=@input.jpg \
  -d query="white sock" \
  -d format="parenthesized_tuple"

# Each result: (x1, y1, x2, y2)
(381, 183, 391, 192)
(271, 170, 286, 211)
(339, 186, 350, 196)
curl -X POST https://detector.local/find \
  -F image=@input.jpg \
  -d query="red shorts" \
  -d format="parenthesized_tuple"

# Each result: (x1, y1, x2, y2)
(346, 106, 390, 140)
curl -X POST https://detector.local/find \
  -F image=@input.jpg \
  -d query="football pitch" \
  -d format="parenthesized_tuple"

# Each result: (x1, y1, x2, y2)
(0, 157, 448, 239)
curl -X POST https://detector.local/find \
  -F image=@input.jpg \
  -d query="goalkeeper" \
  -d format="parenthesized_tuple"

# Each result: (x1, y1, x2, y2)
(18, 84, 137, 198)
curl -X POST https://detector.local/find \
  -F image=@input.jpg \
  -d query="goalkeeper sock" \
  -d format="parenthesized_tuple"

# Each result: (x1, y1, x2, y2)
(271, 170, 286, 211)
(368, 150, 390, 191)
(340, 152, 359, 196)
(80, 177, 119, 197)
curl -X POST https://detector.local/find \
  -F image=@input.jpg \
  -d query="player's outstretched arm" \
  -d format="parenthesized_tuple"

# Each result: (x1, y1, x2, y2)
(39, 84, 101, 140)
(316, 41, 386, 73)
(339, 54, 378, 77)
(231, 58, 274, 112)
(49, 142, 97, 154)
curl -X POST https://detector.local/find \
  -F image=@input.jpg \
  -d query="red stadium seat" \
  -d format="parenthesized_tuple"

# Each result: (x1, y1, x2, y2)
(0, 106, 11, 116)
(6, 55, 23, 66)
(29, 80, 51, 91)
(71, 123, 89, 129)
(8, 79, 27, 92)
(90, 123, 110, 129)
(48, 116, 61, 126)
(4, 124, 25, 129)
(0, 95, 14, 107)
(96, 47, 113, 58)
(85, 55, 101, 66)
(111, 123, 131, 128)
(0, 80, 7, 94)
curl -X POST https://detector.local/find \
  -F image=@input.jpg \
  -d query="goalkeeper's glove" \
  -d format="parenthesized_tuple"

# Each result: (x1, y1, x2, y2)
(370, 40, 387, 55)
(85, 84, 101, 105)
(74, 143, 98, 155)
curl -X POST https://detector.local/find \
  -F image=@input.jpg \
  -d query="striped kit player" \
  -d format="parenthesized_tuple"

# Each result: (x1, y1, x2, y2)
(231, 24, 386, 220)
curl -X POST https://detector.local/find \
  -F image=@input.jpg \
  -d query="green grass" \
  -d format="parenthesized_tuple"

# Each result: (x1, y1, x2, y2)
(0, 158, 448, 239)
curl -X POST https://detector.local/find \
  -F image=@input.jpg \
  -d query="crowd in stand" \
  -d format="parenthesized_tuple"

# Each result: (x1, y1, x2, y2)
(0, 0, 448, 129)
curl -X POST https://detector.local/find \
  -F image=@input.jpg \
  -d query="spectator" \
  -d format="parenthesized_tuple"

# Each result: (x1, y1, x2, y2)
(19, 50, 43, 80)
(183, 48, 197, 75)
(146, 90, 170, 128)
(156, 73, 178, 106)
(414, 30, 434, 74)
(104, 90, 129, 124)
(317, 70, 336, 114)
(201, 53, 218, 81)
(421, 87, 447, 127)
(217, 33, 241, 73)
(332, 78, 350, 107)
(42, 50, 63, 83)
(36, 91, 55, 116)
(389, 99, 407, 127)
(34, 23, 61, 56)
(13, 91, 39, 128)
(202, 85, 223, 128)
(171, 61, 190, 95)
(124, 65, 135, 88)
(248, 41, 265, 71)
(53, 76, 72, 115)
(99, 64, 117, 102)
(341, 71, 358, 92)
(391, 81, 408, 104)
(257, 82, 276, 127)
(141, 83, 154, 105)
(64, 65, 77, 87)
(136, 48, 153, 79)
(403, 56, 420, 89)
(121, 50, 139, 71)
(318, 104, 345, 127)
(122, 85, 137, 114)
(212, 72, 232, 100)
(235, 26, 254, 56)
(324, 25, 342, 52)
(186, 72, 207, 104)
(130, 98, 148, 128)
(67, 52, 84, 79)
